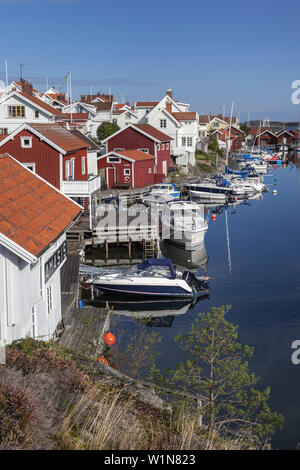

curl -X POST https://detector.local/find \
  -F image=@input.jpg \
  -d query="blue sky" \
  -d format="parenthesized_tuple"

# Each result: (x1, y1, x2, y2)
(0, 0, 300, 121)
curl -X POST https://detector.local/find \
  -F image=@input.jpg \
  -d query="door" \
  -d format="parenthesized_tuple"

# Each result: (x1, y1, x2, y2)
(162, 160, 167, 176)
(107, 167, 116, 188)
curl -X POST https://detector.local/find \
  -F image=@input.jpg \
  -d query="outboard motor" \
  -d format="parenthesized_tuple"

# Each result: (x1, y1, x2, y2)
(183, 271, 209, 293)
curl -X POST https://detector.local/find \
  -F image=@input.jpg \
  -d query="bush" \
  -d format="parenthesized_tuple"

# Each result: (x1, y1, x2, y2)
(0, 381, 35, 447)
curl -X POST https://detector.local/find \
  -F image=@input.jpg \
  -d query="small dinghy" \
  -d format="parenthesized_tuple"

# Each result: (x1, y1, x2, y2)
(81, 258, 209, 298)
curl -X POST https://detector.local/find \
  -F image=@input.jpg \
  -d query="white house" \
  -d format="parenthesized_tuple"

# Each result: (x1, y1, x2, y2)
(136, 89, 199, 170)
(0, 90, 62, 135)
(0, 153, 82, 346)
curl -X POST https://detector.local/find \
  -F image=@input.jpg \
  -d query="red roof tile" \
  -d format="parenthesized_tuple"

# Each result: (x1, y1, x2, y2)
(172, 112, 197, 121)
(0, 154, 82, 258)
(117, 150, 155, 162)
(28, 123, 90, 152)
(19, 91, 63, 116)
(135, 101, 159, 108)
(132, 124, 173, 142)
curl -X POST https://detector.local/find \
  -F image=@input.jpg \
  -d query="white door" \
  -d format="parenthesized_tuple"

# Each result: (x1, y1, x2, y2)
(162, 160, 167, 175)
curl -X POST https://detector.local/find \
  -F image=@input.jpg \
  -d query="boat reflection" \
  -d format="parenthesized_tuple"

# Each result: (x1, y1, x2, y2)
(87, 293, 209, 327)
(160, 239, 208, 270)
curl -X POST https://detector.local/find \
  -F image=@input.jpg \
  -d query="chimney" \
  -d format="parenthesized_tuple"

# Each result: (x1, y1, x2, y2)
(166, 87, 173, 99)
(22, 79, 33, 96)
(166, 101, 172, 113)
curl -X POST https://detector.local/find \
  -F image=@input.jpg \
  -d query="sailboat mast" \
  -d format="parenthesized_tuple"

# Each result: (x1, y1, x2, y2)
(226, 101, 234, 167)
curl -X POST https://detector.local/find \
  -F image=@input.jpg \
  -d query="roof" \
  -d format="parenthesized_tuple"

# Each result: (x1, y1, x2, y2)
(172, 112, 197, 121)
(118, 150, 155, 162)
(98, 150, 155, 163)
(58, 113, 89, 122)
(135, 101, 159, 108)
(199, 114, 238, 125)
(18, 91, 63, 116)
(0, 153, 82, 259)
(70, 129, 100, 151)
(28, 123, 90, 152)
(132, 124, 173, 142)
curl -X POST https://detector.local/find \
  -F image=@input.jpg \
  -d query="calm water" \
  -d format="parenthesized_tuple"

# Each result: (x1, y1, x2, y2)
(89, 160, 300, 449)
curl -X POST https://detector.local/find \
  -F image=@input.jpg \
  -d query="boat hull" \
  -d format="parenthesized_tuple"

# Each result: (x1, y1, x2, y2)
(189, 189, 227, 201)
(93, 281, 194, 298)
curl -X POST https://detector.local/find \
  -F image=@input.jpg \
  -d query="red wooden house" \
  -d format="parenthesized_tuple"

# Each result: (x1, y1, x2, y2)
(0, 123, 101, 226)
(101, 123, 172, 177)
(276, 130, 294, 145)
(98, 150, 155, 189)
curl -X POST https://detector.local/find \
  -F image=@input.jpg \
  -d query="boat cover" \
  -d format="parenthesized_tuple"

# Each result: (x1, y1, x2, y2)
(225, 165, 250, 176)
(137, 258, 176, 279)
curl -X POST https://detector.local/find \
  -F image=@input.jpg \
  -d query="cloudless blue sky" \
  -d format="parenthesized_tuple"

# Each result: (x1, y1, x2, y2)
(1, 0, 300, 121)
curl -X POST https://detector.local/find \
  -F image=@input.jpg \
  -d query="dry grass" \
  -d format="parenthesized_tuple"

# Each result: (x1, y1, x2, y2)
(57, 381, 203, 450)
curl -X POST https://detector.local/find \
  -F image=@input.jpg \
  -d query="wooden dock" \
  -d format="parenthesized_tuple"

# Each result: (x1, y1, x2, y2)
(58, 305, 110, 358)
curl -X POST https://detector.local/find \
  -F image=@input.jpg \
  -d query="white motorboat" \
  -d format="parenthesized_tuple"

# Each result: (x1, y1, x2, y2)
(161, 201, 208, 250)
(81, 258, 209, 298)
(185, 176, 233, 201)
(149, 183, 180, 199)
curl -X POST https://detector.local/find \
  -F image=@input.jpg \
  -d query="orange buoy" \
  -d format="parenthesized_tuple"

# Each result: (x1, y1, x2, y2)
(211, 214, 217, 220)
(97, 356, 109, 365)
(104, 332, 116, 345)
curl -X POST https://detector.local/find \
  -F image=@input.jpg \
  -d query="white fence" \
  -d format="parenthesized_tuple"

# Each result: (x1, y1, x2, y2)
(62, 175, 100, 196)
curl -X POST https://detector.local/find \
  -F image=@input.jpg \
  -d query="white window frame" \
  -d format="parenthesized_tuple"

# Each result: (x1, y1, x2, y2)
(34, 110, 39, 119)
(21, 136, 32, 148)
(81, 156, 86, 175)
(161, 144, 165, 150)
(23, 162, 36, 173)
(137, 148, 149, 153)
(65, 160, 71, 179)
(160, 119, 167, 128)
(157, 144, 160, 151)
(47, 285, 53, 315)
(113, 148, 125, 152)
(107, 156, 121, 163)
(124, 168, 131, 176)
(148, 167, 152, 174)
(181, 137, 186, 146)
(166, 143, 169, 150)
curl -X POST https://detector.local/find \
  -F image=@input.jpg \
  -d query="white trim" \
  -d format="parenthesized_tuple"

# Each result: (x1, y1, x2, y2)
(0, 232, 36, 263)
(21, 136, 32, 148)
(101, 123, 172, 144)
(0, 123, 68, 155)
(0, 90, 57, 117)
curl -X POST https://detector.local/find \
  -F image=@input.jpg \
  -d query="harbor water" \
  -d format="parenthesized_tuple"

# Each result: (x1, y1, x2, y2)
(86, 159, 300, 449)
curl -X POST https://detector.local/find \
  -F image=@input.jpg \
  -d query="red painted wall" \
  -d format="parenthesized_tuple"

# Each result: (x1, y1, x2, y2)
(255, 132, 277, 146)
(98, 154, 155, 189)
(106, 127, 171, 175)
(0, 129, 61, 188)
(0, 129, 88, 189)
(107, 127, 156, 155)
(63, 150, 89, 181)
(157, 143, 171, 174)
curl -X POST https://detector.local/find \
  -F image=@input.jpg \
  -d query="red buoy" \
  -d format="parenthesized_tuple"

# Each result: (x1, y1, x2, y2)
(104, 332, 116, 345)
(97, 356, 109, 366)
(211, 214, 217, 220)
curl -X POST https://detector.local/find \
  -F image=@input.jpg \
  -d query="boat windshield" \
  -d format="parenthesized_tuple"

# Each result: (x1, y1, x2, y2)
(115, 265, 174, 279)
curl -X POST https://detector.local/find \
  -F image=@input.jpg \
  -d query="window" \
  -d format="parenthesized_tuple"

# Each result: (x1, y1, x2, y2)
(65, 160, 71, 179)
(161, 144, 165, 150)
(21, 136, 32, 148)
(124, 168, 131, 175)
(81, 156, 86, 175)
(187, 137, 193, 146)
(157, 144, 160, 151)
(8, 105, 25, 118)
(181, 137, 186, 146)
(47, 285, 53, 315)
(148, 167, 152, 174)
(213, 122, 219, 128)
(0, 128, 8, 135)
(114, 148, 125, 152)
(23, 162, 36, 172)
(160, 119, 167, 128)
(138, 148, 149, 153)
(166, 143, 169, 150)
(34, 110, 39, 118)
(107, 156, 121, 163)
